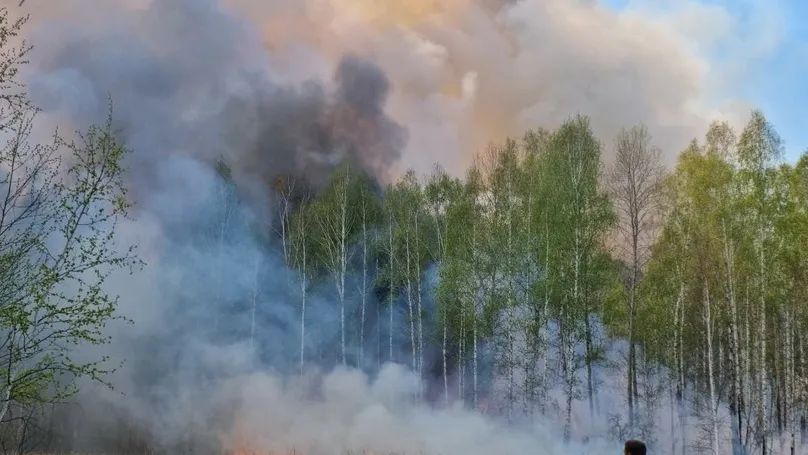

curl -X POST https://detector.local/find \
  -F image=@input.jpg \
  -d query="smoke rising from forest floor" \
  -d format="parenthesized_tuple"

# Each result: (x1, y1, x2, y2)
(0, 0, 791, 454)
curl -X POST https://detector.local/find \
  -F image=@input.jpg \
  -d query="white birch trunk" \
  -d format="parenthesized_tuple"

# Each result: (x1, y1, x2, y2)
(473, 295, 479, 409)
(506, 168, 515, 422)
(458, 299, 465, 403)
(541, 217, 550, 411)
(785, 305, 796, 455)
(704, 283, 720, 455)
(328, 167, 349, 367)
(443, 309, 449, 406)
(674, 269, 687, 455)
(758, 241, 768, 454)
(299, 234, 308, 376)
(723, 220, 745, 452)
(389, 216, 395, 362)
(359, 211, 368, 366)
(0, 365, 19, 424)
(300, 272, 307, 375)
(405, 233, 415, 371)
(415, 210, 424, 385)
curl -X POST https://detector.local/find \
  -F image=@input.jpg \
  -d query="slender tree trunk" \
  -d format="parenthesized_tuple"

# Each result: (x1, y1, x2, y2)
(338, 169, 349, 366)
(704, 283, 720, 455)
(541, 217, 551, 414)
(670, 375, 677, 455)
(723, 221, 745, 455)
(758, 242, 768, 455)
(415, 211, 424, 386)
(674, 271, 687, 455)
(744, 285, 754, 449)
(785, 304, 796, 455)
(389, 216, 395, 362)
(506, 172, 515, 423)
(564, 321, 574, 442)
(249, 252, 260, 367)
(569, 220, 582, 435)
(507, 306, 515, 423)
(443, 307, 449, 406)
(459, 298, 465, 404)
(473, 296, 479, 409)
(628, 286, 637, 429)
(298, 236, 308, 376)
(376, 258, 381, 370)
(471, 220, 479, 408)
(405, 233, 416, 371)
(0, 366, 19, 424)
(359, 212, 368, 366)
(799, 332, 806, 445)
(585, 313, 595, 418)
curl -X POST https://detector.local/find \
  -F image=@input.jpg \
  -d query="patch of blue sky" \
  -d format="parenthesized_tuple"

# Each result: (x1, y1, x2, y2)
(599, 0, 807, 162)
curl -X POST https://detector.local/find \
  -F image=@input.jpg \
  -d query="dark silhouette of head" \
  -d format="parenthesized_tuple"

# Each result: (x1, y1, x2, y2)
(625, 440, 647, 455)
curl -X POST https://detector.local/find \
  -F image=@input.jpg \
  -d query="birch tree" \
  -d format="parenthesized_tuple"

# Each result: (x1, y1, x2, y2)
(516, 129, 549, 415)
(379, 186, 400, 363)
(544, 116, 615, 436)
(311, 163, 356, 366)
(0, 6, 141, 424)
(736, 111, 783, 455)
(288, 188, 312, 375)
(355, 178, 379, 366)
(608, 124, 664, 428)
(425, 165, 463, 405)
(391, 170, 428, 379)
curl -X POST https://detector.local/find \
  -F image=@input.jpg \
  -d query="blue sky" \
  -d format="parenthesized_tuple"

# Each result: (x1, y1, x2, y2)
(601, 0, 807, 163)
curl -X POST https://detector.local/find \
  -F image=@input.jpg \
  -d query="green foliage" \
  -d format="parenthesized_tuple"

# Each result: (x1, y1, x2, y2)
(268, 108, 808, 438)
(288, 162, 380, 284)
(0, 103, 142, 414)
(636, 113, 808, 451)
(0, 4, 142, 421)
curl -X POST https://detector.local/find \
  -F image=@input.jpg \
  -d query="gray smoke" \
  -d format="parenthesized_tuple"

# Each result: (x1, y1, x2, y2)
(9, 0, 414, 451)
(25, 0, 406, 208)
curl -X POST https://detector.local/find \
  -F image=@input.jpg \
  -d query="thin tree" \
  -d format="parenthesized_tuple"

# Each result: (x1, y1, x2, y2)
(608, 124, 664, 429)
(0, 8, 143, 427)
(313, 163, 355, 366)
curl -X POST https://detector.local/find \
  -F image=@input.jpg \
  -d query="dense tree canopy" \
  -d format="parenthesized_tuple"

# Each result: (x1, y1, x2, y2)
(260, 110, 808, 455)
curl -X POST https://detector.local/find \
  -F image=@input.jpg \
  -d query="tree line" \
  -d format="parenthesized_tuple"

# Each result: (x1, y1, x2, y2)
(267, 112, 808, 455)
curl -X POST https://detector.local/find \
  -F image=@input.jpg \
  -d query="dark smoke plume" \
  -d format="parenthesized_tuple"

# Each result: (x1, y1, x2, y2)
(26, 0, 406, 208)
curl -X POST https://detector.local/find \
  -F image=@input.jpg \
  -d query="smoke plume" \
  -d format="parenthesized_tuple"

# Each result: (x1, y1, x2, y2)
(0, 0, 783, 453)
(15, 0, 772, 175)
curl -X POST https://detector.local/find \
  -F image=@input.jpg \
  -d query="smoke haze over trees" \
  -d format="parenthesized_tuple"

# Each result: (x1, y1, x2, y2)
(0, 1, 805, 455)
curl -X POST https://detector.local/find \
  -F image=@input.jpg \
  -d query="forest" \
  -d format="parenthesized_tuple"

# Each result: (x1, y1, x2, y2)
(1, 3, 808, 455)
(253, 113, 808, 455)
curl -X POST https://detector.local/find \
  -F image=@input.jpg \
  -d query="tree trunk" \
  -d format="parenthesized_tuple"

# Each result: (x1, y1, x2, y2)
(704, 283, 720, 455)
(443, 308, 449, 405)
(406, 233, 416, 371)
(389, 216, 395, 362)
(359, 212, 368, 366)
(299, 242, 307, 375)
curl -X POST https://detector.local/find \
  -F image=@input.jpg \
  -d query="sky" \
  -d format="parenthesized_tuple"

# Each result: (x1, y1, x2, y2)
(601, 0, 808, 163)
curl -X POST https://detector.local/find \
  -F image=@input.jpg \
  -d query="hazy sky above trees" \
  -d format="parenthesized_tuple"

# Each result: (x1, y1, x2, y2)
(4, 0, 806, 181)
